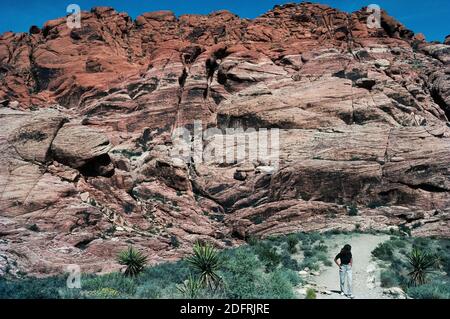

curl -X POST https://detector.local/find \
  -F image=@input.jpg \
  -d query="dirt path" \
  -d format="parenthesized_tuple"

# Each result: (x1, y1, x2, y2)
(312, 233, 390, 299)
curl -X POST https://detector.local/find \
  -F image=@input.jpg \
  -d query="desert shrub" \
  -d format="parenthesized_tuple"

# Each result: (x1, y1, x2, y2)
(380, 269, 400, 288)
(281, 269, 302, 286)
(58, 288, 84, 299)
(413, 237, 432, 249)
(135, 281, 166, 299)
(262, 269, 298, 299)
(390, 257, 409, 274)
(323, 259, 333, 267)
(302, 232, 321, 245)
(170, 235, 180, 248)
(300, 258, 320, 271)
(0, 276, 66, 299)
(398, 224, 412, 236)
(138, 260, 190, 286)
(323, 229, 345, 236)
(316, 251, 330, 265)
(186, 242, 222, 289)
(82, 273, 137, 296)
(281, 254, 300, 271)
(135, 281, 180, 299)
(305, 288, 317, 299)
(246, 236, 259, 246)
(407, 281, 450, 299)
(314, 243, 328, 252)
(347, 204, 358, 216)
(286, 234, 299, 254)
(135, 264, 187, 299)
(85, 287, 121, 299)
(177, 275, 204, 299)
(372, 242, 394, 261)
(389, 237, 407, 249)
(220, 247, 297, 299)
(220, 248, 267, 299)
(117, 246, 147, 277)
(368, 201, 383, 209)
(435, 241, 450, 274)
(303, 249, 314, 258)
(254, 242, 282, 271)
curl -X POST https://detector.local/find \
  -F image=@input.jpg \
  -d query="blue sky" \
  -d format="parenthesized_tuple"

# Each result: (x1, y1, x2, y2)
(0, 0, 449, 42)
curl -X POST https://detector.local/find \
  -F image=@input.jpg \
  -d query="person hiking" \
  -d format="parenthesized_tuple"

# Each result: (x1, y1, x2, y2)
(334, 244, 354, 299)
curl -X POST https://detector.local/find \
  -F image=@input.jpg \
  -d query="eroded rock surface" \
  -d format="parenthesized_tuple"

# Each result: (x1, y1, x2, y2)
(0, 3, 449, 276)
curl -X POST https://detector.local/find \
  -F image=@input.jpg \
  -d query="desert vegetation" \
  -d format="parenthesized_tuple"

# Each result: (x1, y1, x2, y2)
(372, 236, 450, 299)
(1, 231, 449, 299)
(0, 232, 332, 299)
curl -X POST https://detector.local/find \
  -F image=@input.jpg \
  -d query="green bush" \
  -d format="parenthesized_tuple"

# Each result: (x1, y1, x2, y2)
(135, 281, 179, 299)
(281, 254, 300, 271)
(286, 234, 299, 254)
(281, 269, 302, 286)
(221, 248, 267, 299)
(7, 232, 447, 300)
(177, 275, 204, 299)
(372, 242, 394, 261)
(138, 260, 190, 285)
(220, 248, 298, 299)
(389, 238, 407, 249)
(262, 269, 298, 299)
(380, 269, 400, 288)
(170, 235, 180, 248)
(300, 258, 320, 271)
(303, 249, 314, 258)
(254, 243, 282, 271)
(82, 273, 137, 296)
(314, 243, 328, 252)
(305, 288, 317, 299)
(407, 281, 450, 299)
(347, 204, 358, 216)
(0, 276, 66, 299)
(85, 287, 120, 299)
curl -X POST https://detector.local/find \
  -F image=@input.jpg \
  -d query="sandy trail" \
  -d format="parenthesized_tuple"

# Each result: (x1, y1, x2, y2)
(313, 233, 390, 299)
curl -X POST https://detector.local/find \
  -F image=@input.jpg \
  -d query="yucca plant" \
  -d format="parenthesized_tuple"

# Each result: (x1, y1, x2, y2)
(407, 248, 437, 286)
(117, 246, 147, 277)
(177, 274, 203, 299)
(186, 242, 222, 289)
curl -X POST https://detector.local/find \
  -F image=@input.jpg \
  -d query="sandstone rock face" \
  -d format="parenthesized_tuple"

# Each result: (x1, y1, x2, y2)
(0, 3, 449, 276)
(51, 124, 113, 176)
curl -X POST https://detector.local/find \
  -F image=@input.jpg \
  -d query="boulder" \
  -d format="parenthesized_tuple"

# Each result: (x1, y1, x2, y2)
(9, 112, 67, 163)
(51, 125, 112, 169)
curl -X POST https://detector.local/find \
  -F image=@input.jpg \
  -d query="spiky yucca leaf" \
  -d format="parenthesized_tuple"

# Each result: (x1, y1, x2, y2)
(117, 246, 147, 277)
(186, 242, 222, 289)
(407, 248, 436, 286)
(177, 275, 203, 299)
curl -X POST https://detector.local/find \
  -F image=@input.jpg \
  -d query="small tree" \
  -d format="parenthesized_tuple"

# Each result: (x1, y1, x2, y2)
(407, 248, 437, 286)
(186, 242, 222, 289)
(117, 246, 147, 277)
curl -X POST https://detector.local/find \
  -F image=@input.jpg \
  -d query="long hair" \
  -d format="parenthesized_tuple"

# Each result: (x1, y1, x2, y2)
(341, 244, 352, 254)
